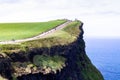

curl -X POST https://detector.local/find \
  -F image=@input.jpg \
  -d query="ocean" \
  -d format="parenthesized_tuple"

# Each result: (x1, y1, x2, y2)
(85, 38, 120, 80)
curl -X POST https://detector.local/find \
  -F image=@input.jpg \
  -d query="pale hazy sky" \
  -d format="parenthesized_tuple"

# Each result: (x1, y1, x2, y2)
(0, 0, 120, 38)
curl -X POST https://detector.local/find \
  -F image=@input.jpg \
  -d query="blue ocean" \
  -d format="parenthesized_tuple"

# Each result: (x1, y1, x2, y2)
(85, 38, 120, 80)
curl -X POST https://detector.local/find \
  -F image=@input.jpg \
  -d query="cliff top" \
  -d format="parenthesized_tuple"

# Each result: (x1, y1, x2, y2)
(0, 19, 104, 80)
(0, 19, 83, 79)
(0, 19, 82, 54)
(0, 19, 66, 42)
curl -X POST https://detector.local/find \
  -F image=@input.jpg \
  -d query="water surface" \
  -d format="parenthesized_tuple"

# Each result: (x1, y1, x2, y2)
(85, 38, 120, 80)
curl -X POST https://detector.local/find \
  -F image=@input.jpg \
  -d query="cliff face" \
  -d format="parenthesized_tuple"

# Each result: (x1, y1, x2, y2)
(0, 21, 104, 80)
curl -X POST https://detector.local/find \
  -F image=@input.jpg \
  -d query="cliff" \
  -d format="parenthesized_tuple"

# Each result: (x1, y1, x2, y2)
(0, 20, 104, 80)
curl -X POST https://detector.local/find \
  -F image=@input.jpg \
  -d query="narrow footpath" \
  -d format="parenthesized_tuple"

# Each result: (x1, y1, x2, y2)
(0, 21, 71, 44)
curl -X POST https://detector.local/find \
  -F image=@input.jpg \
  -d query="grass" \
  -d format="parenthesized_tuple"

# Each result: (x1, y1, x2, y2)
(21, 21, 81, 48)
(63, 21, 81, 36)
(0, 20, 104, 80)
(44, 21, 81, 42)
(10, 55, 66, 76)
(0, 20, 82, 53)
(76, 52, 104, 80)
(0, 19, 66, 41)
(33, 55, 66, 74)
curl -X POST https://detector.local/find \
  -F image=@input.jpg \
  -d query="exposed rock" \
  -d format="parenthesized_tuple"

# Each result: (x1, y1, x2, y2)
(0, 21, 104, 80)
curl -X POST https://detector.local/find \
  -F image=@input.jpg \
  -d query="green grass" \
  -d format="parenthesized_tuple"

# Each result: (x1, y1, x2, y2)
(33, 55, 66, 74)
(76, 53, 104, 80)
(22, 21, 81, 47)
(63, 21, 81, 36)
(0, 19, 66, 41)
(10, 55, 66, 76)
(39, 21, 81, 42)
(0, 21, 82, 53)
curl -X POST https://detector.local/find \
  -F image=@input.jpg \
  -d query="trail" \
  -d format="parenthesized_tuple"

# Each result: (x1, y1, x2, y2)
(0, 21, 71, 44)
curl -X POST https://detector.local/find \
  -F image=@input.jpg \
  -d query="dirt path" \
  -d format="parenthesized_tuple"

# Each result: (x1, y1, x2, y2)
(0, 21, 71, 44)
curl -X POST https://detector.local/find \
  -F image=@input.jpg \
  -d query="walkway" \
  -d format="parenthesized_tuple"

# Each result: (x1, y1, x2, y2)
(0, 21, 71, 44)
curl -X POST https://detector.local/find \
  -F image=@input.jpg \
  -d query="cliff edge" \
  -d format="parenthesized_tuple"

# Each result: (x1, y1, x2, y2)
(0, 20, 104, 80)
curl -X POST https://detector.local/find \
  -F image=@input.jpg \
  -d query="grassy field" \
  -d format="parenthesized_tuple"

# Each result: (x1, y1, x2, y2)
(0, 20, 81, 53)
(43, 21, 81, 40)
(0, 20, 66, 41)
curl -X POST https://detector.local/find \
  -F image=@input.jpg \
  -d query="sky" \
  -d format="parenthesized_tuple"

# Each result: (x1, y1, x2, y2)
(0, 0, 120, 38)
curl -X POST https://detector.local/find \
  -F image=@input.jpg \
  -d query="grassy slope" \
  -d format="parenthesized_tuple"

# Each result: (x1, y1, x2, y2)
(0, 20, 104, 80)
(0, 20, 81, 79)
(0, 20, 66, 41)
(44, 21, 81, 39)
(0, 21, 81, 53)
(21, 21, 81, 48)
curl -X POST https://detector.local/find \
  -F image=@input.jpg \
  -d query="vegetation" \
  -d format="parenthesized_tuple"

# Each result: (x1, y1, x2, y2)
(22, 21, 81, 48)
(63, 20, 81, 36)
(0, 21, 81, 53)
(33, 55, 66, 74)
(0, 20, 104, 80)
(10, 55, 66, 76)
(0, 19, 66, 41)
(76, 49, 104, 80)
(43, 20, 81, 38)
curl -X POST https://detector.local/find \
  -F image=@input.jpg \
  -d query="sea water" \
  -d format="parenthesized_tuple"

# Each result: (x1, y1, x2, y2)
(85, 38, 120, 80)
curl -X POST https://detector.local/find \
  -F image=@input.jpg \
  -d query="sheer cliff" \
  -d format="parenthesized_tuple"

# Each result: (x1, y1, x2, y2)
(0, 20, 104, 80)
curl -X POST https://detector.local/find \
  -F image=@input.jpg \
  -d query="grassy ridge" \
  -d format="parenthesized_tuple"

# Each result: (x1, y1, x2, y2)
(22, 21, 81, 47)
(63, 21, 81, 36)
(40, 21, 81, 40)
(0, 21, 81, 53)
(0, 20, 66, 41)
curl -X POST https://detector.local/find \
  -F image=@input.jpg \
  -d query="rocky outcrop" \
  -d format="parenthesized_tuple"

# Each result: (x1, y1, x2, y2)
(0, 21, 104, 80)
